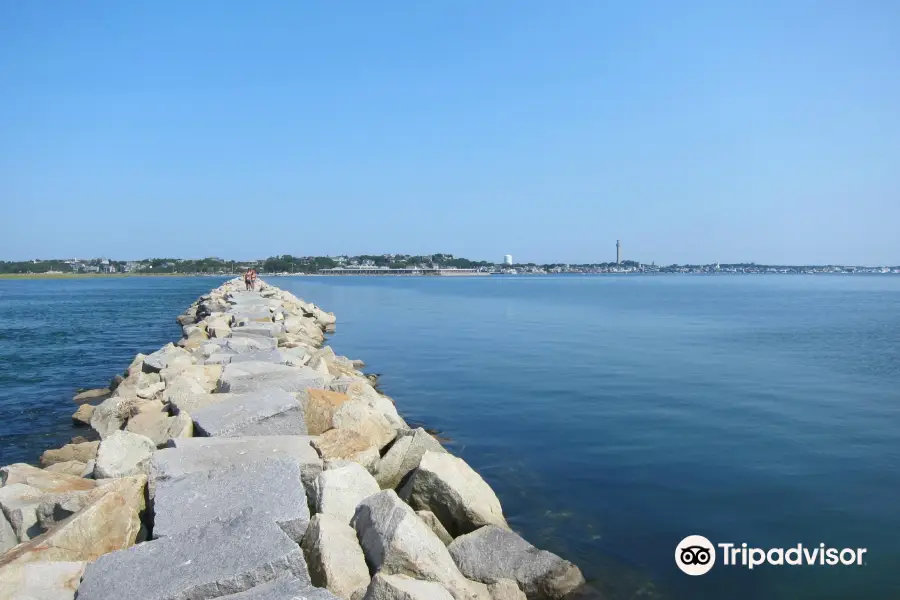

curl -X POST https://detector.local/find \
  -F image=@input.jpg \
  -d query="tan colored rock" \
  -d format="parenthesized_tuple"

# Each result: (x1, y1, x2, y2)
(487, 580, 526, 600)
(131, 399, 165, 415)
(0, 483, 44, 542)
(127, 407, 193, 446)
(313, 429, 380, 473)
(0, 560, 86, 600)
(40, 441, 100, 467)
(136, 382, 166, 400)
(306, 389, 352, 435)
(332, 398, 400, 450)
(72, 388, 110, 405)
(302, 513, 370, 599)
(161, 364, 222, 390)
(44, 461, 88, 477)
(1, 464, 96, 494)
(72, 404, 94, 426)
(178, 331, 209, 350)
(0, 475, 146, 566)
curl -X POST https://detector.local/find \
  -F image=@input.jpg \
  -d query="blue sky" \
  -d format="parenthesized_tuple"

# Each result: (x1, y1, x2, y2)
(1, 1, 898, 265)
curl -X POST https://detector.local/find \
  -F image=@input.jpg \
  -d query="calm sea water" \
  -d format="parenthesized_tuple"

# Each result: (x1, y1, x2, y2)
(1, 275, 898, 600)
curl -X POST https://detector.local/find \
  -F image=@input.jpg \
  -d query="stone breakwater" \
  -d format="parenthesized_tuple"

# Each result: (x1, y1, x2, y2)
(0, 278, 585, 600)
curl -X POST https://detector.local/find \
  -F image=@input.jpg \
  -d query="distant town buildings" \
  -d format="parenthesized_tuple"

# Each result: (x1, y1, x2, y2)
(2, 253, 899, 276)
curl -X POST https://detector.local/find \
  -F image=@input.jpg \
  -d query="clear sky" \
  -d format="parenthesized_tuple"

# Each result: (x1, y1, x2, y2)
(1, 1, 898, 265)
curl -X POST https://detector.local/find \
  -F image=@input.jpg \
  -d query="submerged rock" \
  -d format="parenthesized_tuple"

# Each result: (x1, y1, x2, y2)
(72, 388, 110, 405)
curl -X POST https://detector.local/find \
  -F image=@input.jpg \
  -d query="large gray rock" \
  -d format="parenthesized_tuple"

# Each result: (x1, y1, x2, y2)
(209, 335, 279, 354)
(231, 322, 285, 338)
(376, 429, 446, 489)
(152, 458, 310, 542)
(313, 463, 380, 524)
(93, 431, 156, 479)
(0, 560, 87, 600)
(447, 526, 585, 600)
(192, 388, 308, 437)
(88, 394, 129, 439)
(399, 451, 507, 536)
(153, 436, 322, 502)
(351, 491, 487, 600)
(230, 349, 309, 367)
(75, 510, 310, 600)
(217, 363, 327, 395)
(163, 376, 209, 409)
(142, 344, 193, 373)
(205, 352, 236, 365)
(301, 514, 370, 600)
(362, 573, 454, 600)
(217, 579, 341, 599)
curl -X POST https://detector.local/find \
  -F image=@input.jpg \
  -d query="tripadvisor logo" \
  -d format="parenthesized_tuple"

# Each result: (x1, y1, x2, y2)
(675, 535, 868, 575)
(676, 535, 716, 575)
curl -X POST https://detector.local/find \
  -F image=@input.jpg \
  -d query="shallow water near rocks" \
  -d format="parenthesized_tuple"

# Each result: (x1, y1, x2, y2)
(1, 274, 899, 600)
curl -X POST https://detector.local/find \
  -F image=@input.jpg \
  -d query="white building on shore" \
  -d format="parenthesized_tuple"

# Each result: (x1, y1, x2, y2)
(503, 254, 513, 266)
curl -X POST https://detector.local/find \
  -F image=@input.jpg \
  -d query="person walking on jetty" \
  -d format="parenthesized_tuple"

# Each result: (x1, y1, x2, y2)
(243, 269, 253, 291)
(250, 268, 258, 290)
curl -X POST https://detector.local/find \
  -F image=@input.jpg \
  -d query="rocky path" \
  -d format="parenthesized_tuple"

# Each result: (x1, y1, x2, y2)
(0, 279, 585, 600)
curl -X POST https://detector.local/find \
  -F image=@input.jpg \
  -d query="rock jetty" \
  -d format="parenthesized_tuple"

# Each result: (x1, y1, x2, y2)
(0, 278, 585, 600)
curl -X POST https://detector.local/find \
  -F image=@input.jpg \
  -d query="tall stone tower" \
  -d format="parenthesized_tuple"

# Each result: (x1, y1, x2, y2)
(616, 240, 621, 265)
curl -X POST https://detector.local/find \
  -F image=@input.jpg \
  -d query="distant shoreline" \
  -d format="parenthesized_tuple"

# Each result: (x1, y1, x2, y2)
(0, 273, 228, 280)
(2, 271, 897, 281)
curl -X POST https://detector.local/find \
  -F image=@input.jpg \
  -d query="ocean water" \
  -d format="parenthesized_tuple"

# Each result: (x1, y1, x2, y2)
(1, 275, 899, 600)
